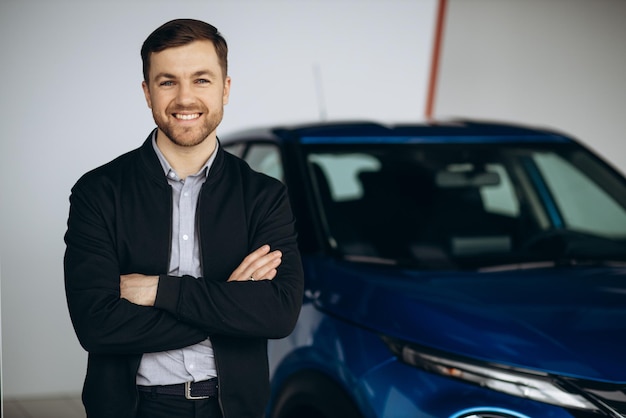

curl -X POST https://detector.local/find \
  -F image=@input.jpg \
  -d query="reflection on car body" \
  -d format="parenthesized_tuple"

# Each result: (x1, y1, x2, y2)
(222, 121, 626, 418)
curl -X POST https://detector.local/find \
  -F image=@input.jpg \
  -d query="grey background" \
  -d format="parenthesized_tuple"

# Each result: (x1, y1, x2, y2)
(436, 0, 626, 174)
(1, 0, 625, 399)
(0, 0, 436, 398)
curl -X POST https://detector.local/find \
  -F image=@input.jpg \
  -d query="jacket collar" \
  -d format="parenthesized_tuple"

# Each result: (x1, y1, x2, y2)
(138, 128, 226, 186)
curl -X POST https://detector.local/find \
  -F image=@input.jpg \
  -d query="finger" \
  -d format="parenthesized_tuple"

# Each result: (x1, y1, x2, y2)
(228, 250, 282, 282)
(263, 268, 278, 281)
(250, 269, 278, 282)
(251, 257, 281, 281)
(246, 251, 281, 280)
(247, 244, 272, 260)
(229, 245, 271, 279)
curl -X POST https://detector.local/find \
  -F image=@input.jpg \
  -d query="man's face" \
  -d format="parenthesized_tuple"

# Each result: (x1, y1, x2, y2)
(142, 40, 231, 148)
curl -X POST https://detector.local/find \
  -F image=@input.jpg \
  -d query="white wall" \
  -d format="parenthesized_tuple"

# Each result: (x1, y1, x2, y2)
(5, 0, 624, 400)
(0, 0, 438, 397)
(436, 0, 626, 174)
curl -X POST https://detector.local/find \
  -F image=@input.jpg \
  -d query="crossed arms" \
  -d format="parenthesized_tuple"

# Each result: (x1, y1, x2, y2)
(120, 245, 282, 306)
(64, 172, 304, 356)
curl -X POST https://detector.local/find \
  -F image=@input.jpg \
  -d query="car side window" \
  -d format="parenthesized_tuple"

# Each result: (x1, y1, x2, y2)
(244, 143, 284, 182)
(222, 142, 245, 157)
(534, 152, 626, 238)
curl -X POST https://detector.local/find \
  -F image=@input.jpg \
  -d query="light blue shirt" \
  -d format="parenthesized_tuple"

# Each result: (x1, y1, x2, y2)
(136, 134, 218, 386)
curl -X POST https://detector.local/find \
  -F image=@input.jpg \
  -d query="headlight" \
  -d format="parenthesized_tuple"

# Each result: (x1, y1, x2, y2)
(382, 337, 599, 412)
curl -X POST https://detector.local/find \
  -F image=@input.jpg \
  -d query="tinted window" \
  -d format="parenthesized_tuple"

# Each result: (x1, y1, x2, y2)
(535, 152, 626, 238)
(306, 143, 626, 270)
(308, 153, 380, 201)
(222, 142, 245, 157)
(244, 143, 284, 182)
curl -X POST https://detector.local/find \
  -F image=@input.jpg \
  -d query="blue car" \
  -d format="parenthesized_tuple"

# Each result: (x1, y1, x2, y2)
(221, 121, 626, 418)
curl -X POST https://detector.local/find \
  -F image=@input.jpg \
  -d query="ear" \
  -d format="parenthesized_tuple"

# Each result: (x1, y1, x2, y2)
(222, 76, 231, 105)
(142, 81, 152, 109)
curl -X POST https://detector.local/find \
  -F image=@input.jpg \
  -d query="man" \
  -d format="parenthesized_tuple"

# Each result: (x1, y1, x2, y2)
(64, 19, 304, 418)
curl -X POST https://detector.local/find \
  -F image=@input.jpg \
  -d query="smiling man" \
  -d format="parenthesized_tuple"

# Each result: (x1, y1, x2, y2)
(144, 38, 229, 149)
(64, 19, 304, 418)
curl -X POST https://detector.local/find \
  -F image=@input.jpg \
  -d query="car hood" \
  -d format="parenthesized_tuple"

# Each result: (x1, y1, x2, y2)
(308, 258, 626, 382)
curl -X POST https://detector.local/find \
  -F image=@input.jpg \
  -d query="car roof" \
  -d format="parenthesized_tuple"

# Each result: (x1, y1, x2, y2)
(221, 120, 575, 145)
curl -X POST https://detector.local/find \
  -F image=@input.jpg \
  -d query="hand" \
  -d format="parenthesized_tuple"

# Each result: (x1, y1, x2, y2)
(120, 273, 159, 306)
(228, 245, 282, 282)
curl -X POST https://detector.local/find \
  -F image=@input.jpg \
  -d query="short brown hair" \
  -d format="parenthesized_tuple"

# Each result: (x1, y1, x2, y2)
(141, 19, 228, 82)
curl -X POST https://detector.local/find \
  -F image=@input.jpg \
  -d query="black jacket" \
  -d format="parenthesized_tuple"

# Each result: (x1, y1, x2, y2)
(64, 132, 304, 417)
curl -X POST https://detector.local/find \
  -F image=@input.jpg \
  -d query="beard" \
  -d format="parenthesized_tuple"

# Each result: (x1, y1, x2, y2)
(153, 105, 224, 148)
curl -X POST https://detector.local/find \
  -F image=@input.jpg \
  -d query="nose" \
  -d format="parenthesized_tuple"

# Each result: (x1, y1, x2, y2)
(175, 82, 195, 106)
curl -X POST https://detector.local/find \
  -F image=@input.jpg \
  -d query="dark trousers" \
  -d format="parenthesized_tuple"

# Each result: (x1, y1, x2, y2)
(137, 391, 223, 418)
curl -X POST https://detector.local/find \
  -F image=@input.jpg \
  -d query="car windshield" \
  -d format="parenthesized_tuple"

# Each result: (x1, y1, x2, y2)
(305, 142, 626, 270)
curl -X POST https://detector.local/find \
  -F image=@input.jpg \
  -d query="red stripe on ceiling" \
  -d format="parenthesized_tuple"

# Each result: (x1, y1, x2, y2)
(425, 0, 448, 120)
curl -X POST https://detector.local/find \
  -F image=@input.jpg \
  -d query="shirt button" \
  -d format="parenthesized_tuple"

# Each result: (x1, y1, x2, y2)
(183, 192, 189, 197)
(182, 234, 189, 241)
(168, 172, 176, 179)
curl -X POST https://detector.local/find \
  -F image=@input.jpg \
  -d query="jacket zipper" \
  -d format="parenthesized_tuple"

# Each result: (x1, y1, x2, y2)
(196, 183, 226, 417)
(167, 184, 174, 269)
(134, 185, 174, 415)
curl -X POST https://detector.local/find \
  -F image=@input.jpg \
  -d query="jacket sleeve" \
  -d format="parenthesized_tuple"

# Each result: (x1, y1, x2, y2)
(155, 180, 305, 339)
(64, 180, 207, 355)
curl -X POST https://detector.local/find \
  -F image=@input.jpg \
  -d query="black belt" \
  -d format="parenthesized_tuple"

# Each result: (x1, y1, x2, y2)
(138, 378, 218, 400)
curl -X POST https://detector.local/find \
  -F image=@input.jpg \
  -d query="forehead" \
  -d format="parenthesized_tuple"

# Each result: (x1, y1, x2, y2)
(148, 40, 223, 79)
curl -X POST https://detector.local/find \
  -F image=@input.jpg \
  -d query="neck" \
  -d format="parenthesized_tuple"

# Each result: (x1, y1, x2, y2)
(155, 131, 217, 179)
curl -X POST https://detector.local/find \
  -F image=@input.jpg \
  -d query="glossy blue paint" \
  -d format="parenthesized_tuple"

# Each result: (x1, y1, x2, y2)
(358, 359, 574, 417)
(222, 121, 626, 417)
(269, 259, 585, 417)
(275, 121, 573, 145)
(300, 135, 571, 145)
(310, 258, 626, 381)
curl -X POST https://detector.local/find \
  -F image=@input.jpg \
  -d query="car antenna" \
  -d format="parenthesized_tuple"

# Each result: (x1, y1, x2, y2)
(313, 63, 328, 121)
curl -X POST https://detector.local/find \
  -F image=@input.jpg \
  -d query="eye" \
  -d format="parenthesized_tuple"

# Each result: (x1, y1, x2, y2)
(159, 80, 174, 87)
(196, 79, 211, 85)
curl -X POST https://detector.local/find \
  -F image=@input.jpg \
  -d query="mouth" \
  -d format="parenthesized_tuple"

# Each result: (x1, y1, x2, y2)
(173, 113, 202, 121)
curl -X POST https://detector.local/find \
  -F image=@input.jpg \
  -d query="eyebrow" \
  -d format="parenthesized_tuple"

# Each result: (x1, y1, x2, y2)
(154, 70, 219, 80)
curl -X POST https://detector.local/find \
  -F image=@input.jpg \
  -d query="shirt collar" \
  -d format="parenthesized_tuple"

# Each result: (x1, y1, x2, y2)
(151, 131, 218, 181)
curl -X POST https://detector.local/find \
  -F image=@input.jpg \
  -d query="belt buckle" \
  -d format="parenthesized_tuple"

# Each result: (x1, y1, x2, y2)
(185, 381, 210, 400)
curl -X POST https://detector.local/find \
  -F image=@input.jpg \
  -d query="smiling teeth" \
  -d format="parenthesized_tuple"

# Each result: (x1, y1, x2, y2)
(175, 113, 200, 120)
